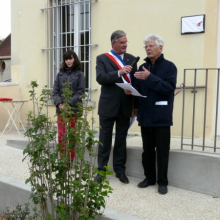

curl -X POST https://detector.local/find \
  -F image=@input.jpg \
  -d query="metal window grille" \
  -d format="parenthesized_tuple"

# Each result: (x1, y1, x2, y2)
(41, 0, 95, 94)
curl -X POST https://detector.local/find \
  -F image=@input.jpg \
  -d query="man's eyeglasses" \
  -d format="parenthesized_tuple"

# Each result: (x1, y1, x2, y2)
(144, 44, 156, 49)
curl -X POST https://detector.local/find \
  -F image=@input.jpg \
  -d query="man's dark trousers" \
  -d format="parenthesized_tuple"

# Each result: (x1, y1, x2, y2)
(141, 126, 170, 186)
(98, 104, 130, 174)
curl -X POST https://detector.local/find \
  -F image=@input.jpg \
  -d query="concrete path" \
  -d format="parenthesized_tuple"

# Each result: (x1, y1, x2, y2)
(0, 132, 220, 219)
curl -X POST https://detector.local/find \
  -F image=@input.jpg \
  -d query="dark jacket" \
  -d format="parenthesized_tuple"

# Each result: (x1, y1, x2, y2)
(96, 52, 137, 118)
(134, 54, 177, 127)
(53, 69, 85, 114)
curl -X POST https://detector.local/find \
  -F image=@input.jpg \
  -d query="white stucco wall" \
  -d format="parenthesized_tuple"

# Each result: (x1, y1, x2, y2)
(9, 0, 219, 138)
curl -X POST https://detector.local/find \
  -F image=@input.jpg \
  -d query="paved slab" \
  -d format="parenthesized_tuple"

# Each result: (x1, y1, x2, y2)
(1, 132, 220, 219)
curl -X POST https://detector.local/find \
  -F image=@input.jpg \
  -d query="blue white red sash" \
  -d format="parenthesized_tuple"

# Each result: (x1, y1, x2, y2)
(105, 50, 131, 84)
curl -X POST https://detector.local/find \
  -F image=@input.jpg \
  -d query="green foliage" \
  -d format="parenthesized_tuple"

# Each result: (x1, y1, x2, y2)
(4, 203, 39, 220)
(22, 81, 113, 220)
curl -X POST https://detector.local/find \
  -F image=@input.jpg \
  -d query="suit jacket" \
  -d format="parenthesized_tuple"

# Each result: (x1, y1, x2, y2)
(96, 52, 137, 118)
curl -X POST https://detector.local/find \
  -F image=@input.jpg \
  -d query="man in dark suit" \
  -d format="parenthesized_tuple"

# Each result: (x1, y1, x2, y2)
(95, 30, 137, 184)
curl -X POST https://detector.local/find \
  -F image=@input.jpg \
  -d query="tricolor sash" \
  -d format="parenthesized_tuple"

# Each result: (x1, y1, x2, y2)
(105, 50, 131, 84)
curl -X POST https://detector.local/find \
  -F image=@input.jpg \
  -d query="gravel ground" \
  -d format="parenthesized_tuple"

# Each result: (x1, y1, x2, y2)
(0, 132, 220, 219)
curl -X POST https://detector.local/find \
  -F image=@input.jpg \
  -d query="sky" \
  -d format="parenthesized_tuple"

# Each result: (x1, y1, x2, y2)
(0, 0, 11, 39)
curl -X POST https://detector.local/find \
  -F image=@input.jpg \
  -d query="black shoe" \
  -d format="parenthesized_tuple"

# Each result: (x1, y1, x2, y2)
(158, 185, 168, 195)
(94, 174, 102, 183)
(116, 173, 129, 184)
(137, 178, 156, 188)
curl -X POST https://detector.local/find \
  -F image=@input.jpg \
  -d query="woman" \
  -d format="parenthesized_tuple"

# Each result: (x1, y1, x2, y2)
(53, 50, 85, 160)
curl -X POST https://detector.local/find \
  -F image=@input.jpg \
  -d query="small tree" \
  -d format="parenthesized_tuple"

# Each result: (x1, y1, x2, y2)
(23, 81, 113, 220)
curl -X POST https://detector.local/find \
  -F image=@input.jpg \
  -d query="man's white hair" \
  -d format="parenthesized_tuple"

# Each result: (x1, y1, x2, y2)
(143, 34, 164, 47)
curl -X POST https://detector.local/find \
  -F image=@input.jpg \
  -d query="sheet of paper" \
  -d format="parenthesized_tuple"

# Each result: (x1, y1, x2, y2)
(115, 83, 147, 98)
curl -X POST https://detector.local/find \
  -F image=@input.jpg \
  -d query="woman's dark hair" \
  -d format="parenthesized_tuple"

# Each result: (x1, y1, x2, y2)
(59, 50, 82, 71)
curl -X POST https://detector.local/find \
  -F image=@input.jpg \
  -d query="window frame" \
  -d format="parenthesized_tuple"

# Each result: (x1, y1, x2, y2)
(41, 0, 94, 97)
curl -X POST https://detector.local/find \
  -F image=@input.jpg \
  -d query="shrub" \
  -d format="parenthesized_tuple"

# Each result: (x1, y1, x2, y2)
(22, 81, 113, 219)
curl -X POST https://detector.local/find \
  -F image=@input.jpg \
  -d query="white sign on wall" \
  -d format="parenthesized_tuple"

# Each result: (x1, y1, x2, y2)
(181, 14, 205, 35)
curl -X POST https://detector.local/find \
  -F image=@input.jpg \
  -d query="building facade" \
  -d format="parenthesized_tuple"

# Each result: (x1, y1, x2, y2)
(2, 0, 220, 138)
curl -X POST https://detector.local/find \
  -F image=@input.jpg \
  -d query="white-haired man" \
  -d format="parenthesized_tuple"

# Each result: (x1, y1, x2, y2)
(126, 34, 177, 194)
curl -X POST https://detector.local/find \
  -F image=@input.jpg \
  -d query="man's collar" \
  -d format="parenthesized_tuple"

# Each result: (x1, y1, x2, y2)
(111, 50, 125, 61)
(144, 54, 164, 64)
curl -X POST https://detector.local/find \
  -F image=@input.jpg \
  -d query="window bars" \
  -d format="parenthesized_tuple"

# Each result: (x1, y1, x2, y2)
(41, 0, 95, 92)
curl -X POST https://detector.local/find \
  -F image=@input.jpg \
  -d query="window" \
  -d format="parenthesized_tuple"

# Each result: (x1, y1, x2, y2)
(1, 61, 5, 72)
(42, 0, 92, 91)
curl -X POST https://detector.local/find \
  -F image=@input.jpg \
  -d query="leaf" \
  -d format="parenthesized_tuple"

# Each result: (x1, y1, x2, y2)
(100, 191, 108, 196)
(102, 185, 109, 189)
(99, 170, 106, 176)
(104, 180, 109, 185)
